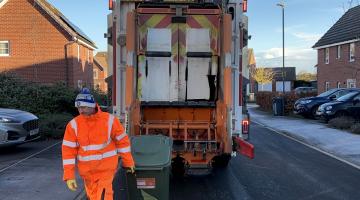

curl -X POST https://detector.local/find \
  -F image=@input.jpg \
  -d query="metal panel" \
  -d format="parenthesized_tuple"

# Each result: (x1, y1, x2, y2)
(142, 57, 171, 101)
(147, 28, 172, 52)
(187, 58, 210, 100)
(186, 28, 210, 53)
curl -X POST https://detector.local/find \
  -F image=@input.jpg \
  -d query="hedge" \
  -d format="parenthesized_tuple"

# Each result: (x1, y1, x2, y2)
(0, 72, 109, 138)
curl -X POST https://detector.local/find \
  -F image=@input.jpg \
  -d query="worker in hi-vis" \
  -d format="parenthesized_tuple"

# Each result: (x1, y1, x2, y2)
(62, 88, 135, 200)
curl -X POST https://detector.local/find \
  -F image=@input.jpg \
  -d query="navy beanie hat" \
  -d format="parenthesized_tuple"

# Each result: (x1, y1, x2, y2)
(75, 88, 96, 108)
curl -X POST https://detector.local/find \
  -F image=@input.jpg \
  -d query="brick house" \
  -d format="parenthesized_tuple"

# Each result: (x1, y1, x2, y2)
(93, 52, 108, 92)
(0, 0, 97, 88)
(313, 5, 360, 93)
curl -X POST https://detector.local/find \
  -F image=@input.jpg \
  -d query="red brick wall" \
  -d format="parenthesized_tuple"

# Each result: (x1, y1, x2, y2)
(0, 0, 94, 88)
(316, 41, 360, 94)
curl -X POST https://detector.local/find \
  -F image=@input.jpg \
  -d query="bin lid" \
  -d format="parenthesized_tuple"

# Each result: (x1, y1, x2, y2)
(130, 135, 173, 169)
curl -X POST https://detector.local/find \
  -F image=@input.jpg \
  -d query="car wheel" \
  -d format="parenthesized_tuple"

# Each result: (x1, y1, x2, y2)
(310, 106, 319, 119)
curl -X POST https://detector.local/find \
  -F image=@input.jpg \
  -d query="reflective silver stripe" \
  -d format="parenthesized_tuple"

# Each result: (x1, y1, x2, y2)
(82, 140, 111, 151)
(63, 140, 78, 148)
(77, 150, 117, 162)
(115, 132, 127, 141)
(70, 119, 78, 136)
(117, 146, 131, 153)
(108, 115, 114, 139)
(63, 159, 76, 165)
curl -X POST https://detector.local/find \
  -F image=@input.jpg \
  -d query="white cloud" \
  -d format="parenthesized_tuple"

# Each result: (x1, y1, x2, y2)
(291, 32, 322, 42)
(254, 47, 317, 73)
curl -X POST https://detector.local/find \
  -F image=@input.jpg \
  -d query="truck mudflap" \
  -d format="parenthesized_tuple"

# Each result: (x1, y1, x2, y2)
(232, 136, 254, 159)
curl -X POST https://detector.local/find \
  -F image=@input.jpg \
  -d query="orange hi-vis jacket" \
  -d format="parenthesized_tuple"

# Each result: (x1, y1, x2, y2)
(62, 105, 134, 181)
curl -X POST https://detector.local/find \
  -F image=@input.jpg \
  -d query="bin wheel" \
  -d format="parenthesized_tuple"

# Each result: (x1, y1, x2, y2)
(171, 156, 185, 177)
(212, 154, 231, 168)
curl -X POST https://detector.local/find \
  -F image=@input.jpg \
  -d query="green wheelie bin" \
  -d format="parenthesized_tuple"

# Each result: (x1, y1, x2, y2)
(126, 135, 172, 200)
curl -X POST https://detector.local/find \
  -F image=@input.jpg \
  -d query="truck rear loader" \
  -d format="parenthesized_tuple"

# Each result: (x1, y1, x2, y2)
(106, 0, 254, 176)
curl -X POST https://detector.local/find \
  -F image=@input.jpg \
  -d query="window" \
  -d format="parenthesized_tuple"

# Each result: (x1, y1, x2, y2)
(77, 44, 80, 62)
(347, 79, 356, 88)
(77, 80, 83, 89)
(325, 48, 329, 64)
(325, 82, 330, 91)
(337, 45, 341, 59)
(350, 43, 355, 62)
(0, 41, 9, 56)
(93, 70, 98, 79)
(337, 82, 341, 88)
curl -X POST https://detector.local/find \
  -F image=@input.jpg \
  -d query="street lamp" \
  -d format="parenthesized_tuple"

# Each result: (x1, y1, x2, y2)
(277, 1, 285, 95)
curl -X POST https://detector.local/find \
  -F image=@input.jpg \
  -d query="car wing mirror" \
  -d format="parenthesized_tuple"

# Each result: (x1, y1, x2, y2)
(329, 95, 336, 100)
(353, 99, 360, 105)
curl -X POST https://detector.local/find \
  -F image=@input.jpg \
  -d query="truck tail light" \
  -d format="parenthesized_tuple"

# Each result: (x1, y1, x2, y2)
(109, 0, 114, 10)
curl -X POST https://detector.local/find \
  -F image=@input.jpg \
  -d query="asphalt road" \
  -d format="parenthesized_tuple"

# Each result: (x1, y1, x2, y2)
(0, 139, 84, 200)
(115, 122, 360, 200)
(1, 122, 360, 200)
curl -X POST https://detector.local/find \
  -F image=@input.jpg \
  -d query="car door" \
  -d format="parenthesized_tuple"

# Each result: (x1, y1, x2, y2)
(349, 93, 360, 120)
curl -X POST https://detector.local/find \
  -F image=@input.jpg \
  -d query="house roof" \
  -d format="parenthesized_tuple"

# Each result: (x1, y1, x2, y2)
(35, 0, 97, 49)
(313, 5, 360, 49)
(94, 52, 108, 72)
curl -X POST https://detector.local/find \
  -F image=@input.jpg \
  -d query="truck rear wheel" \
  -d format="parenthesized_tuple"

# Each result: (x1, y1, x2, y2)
(212, 154, 231, 168)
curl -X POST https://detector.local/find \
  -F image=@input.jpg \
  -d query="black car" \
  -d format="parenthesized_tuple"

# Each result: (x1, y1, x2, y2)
(316, 91, 360, 121)
(293, 88, 360, 118)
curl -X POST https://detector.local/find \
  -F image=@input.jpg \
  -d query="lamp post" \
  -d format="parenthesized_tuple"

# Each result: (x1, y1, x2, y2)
(277, 1, 285, 95)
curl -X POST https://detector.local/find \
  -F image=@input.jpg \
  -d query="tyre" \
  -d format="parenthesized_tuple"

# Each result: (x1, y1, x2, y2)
(212, 154, 231, 168)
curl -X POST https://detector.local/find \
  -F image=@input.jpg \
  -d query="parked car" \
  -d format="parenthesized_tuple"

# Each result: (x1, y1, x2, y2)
(293, 88, 360, 118)
(294, 87, 317, 95)
(0, 108, 40, 147)
(316, 91, 360, 121)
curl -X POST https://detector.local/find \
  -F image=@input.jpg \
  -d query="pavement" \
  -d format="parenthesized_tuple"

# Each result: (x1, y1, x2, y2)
(247, 103, 360, 169)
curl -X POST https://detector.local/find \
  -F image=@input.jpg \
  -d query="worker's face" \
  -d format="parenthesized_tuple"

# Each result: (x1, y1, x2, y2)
(77, 106, 95, 116)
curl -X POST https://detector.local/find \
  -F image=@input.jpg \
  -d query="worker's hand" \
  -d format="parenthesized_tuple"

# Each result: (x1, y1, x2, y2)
(126, 166, 135, 174)
(66, 179, 78, 191)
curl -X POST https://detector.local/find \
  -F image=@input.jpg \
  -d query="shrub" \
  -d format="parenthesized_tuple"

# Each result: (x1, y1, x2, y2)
(38, 113, 74, 139)
(350, 123, 360, 134)
(328, 117, 355, 130)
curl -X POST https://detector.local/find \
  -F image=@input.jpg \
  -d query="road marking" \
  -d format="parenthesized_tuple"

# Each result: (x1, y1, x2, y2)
(252, 120, 360, 171)
(0, 141, 62, 174)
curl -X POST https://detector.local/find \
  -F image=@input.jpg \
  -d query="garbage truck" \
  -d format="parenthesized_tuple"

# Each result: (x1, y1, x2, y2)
(106, 0, 254, 176)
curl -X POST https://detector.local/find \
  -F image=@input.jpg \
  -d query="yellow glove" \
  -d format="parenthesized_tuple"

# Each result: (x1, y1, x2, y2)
(126, 166, 135, 174)
(66, 179, 78, 191)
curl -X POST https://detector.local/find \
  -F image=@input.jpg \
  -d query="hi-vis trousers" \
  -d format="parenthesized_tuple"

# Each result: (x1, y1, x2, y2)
(84, 175, 115, 200)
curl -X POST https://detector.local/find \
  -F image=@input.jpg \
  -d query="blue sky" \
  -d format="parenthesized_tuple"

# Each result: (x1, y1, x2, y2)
(47, 0, 356, 74)
(247, 0, 355, 73)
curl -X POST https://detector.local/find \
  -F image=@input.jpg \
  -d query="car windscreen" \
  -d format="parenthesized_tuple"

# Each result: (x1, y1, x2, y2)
(317, 88, 338, 97)
(337, 91, 358, 101)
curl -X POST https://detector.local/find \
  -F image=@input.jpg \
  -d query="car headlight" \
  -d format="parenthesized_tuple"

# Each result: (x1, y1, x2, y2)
(0, 117, 19, 123)
(325, 106, 333, 111)
(301, 100, 312, 104)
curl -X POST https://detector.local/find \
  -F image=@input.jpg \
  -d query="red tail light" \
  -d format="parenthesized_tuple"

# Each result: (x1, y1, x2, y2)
(242, 119, 249, 134)
(109, 0, 114, 10)
(242, 0, 248, 12)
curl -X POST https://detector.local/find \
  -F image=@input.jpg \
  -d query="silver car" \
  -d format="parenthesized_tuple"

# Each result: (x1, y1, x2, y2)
(0, 108, 40, 146)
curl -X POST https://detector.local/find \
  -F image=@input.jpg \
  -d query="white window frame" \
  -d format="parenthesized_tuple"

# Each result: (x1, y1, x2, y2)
(350, 43, 355, 62)
(0, 41, 10, 56)
(77, 44, 80, 62)
(347, 79, 356, 88)
(325, 81, 330, 91)
(325, 48, 329, 64)
(337, 45, 341, 59)
(337, 81, 341, 88)
(0, 0, 9, 8)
